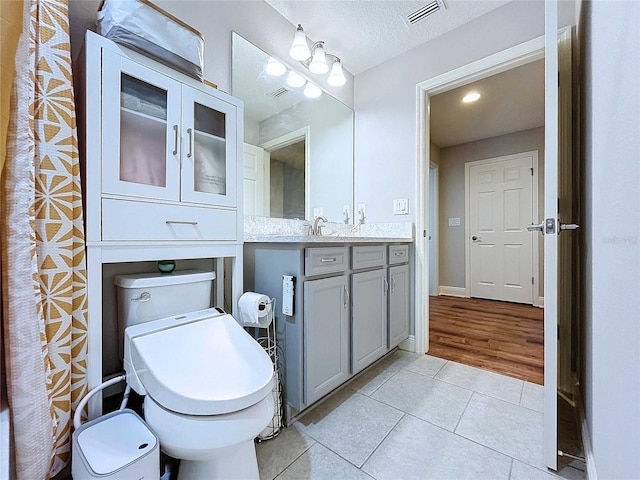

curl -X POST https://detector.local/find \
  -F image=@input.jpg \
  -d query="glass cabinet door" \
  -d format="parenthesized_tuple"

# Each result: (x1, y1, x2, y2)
(180, 86, 237, 207)
(101, 50, 181, 201)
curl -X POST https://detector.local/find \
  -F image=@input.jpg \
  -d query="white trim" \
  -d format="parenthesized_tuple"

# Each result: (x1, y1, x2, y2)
(576, 389, 598, 480)
(438, 286, 467, 297)
(415, 35, 545, 357)
(428, 164, 439, 296)
(464, 151, 539, 304)
(538, 297, 544, 308)
(260, 126, 311, 220)
(399, 335, 415, 352)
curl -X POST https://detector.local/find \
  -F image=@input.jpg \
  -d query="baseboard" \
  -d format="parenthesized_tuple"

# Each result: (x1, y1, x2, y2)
(538, 296, 544, 308)
(438, 286, 466, 297)
(576, 387, 598, 480)
(399, 335, 415, 352)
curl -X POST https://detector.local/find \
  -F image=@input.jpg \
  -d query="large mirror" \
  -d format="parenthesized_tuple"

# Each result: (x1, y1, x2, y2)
(232, 33, 354, 223)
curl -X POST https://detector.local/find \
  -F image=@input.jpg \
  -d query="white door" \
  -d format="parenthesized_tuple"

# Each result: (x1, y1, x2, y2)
(540, 3, 577, 470)
(468, 153, 535, 304)
(243, 143, 266, 216)
(428, 166, 438, 296)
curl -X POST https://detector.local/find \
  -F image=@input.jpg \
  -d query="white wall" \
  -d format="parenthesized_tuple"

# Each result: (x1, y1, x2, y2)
(580, 1, 640, 478)
(68, 0, 354, 108)
(353, 1, 545, 224)
(438, 127, 544, 295)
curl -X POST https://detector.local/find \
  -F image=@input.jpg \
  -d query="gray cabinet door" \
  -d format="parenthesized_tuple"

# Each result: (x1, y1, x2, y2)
(351, 269, 388, 374)
(303, 275, 350, 405)
(389, 264, 410, 349)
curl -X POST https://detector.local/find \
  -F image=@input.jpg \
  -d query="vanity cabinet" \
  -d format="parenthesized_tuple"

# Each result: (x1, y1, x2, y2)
(351, 246, 388, 374)
(244, 241, 411, 422)
(388, 244, 410, 349)
(303, 275, 350, 405)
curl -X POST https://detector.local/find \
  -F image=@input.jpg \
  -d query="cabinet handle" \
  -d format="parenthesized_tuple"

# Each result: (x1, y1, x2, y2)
(187, 127, 193, 158)
(383, 277, 389, 294)
(392, 278, 396, 292)
(394, 251, 404, 257)
(343, 285, 350, 308)
(166, 220, 198, 225)
(172, 124, 179, 155)
(320, 257, 336, 263)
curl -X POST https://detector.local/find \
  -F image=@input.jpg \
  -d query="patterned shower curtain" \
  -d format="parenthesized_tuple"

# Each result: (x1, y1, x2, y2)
(1, 0, 88, 478)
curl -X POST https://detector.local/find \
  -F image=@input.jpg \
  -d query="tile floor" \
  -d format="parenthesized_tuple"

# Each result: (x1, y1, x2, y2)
(256, 351, 587, 480)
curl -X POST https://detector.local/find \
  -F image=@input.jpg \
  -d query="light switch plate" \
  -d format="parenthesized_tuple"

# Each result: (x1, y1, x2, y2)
(393, 198, 409, 215)
(448, 217, 461, 227)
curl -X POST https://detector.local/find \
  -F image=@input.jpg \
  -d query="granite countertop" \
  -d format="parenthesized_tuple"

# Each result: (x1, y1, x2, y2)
(244, 234, 413, 243)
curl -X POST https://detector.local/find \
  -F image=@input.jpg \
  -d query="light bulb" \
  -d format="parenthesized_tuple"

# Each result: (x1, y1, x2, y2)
(327, 59, 346, 87)
(309, 43, 329, 74)
(265, 57, 286, 76)
(290, 24, 311, 61)
(462, 91, 481, 103)
(286, 71, 306, 88)
(303, 83, 322, 99)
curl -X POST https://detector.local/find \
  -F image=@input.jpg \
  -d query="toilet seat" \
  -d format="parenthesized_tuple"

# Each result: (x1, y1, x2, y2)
(129, 311, 274, 416)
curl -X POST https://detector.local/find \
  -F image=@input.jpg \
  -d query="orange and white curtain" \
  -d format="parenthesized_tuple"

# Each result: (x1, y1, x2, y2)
(1, 0, 89, 478)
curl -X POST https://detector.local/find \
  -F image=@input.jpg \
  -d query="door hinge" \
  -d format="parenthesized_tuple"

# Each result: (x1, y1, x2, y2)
(530, 167, 534, 176)
(532, 276, 534, 285)
(423, 230, 427, 238)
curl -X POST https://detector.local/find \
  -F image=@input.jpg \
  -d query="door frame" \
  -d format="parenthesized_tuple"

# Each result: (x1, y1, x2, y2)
(261, 126, 311, 220)
(464, 151, 540, 306)
(428, 163, 439, 296)
(415, 36, 545, 355)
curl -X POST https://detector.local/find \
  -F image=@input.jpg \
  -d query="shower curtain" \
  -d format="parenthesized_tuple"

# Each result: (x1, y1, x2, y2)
(1, 0, 88, 478)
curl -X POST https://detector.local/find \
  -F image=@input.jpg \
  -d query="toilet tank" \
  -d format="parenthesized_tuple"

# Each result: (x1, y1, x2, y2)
(114, 270, 216, 330)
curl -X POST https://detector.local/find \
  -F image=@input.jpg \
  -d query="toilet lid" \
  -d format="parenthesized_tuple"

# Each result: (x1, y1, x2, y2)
(131, 313, 274, 415)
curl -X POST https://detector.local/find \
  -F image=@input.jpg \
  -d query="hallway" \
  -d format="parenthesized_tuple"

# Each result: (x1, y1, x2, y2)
(428, 296, 544, 384)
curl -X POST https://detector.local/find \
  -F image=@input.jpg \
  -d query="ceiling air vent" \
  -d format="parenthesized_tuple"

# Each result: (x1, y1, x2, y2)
(404, 0, 446, 26)
(269, 87, 290, 98)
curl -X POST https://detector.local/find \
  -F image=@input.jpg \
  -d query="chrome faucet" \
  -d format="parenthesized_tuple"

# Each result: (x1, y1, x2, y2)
(312, 215, 328, 235)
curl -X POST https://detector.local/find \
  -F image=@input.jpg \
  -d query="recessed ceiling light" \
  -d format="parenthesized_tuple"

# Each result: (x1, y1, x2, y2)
(462, 91, 481, 103)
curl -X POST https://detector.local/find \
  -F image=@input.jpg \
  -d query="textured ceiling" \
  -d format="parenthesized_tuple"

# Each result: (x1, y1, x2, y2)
(265, 0, 511, 75)
(430, 59, 545, 148)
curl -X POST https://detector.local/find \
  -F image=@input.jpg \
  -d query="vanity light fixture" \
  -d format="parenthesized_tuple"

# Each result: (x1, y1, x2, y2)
(265, 57, 286, 76)
(286, 70, 306, 88)
(303, 82, 322, 99)
(289, 24, 346, 87)
(462, 91, 481, 103)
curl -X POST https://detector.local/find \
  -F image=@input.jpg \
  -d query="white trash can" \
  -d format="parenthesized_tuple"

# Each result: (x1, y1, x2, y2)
(72, 409, 159, 480)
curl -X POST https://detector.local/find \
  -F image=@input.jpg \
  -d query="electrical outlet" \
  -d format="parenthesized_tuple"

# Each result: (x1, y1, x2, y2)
(357, 203, 366, 223)
(342, 205, 350, 223)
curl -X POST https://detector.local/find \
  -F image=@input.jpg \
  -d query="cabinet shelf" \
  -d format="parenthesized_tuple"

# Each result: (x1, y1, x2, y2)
(121, 106, 167, 124)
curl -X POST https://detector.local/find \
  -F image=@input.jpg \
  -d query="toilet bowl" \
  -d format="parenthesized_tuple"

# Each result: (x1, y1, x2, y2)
(124, 308, 274, 479)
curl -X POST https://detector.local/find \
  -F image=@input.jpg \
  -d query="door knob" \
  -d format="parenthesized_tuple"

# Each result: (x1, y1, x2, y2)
(527, 223, 545, 233)
(472, 235, 478, 241)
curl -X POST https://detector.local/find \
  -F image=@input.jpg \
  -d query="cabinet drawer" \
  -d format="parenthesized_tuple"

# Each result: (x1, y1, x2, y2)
(102, 198, 236, 241)
(305, 247, 348, 276)
(352, 245, 386, 270)
(388, 244, 409, 264)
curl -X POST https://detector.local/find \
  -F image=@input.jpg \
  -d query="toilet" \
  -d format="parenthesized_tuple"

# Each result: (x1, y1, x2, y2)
(114, 270, 274, 479)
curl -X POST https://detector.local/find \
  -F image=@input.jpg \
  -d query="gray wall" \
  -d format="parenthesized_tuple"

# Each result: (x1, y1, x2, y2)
(580, 1, 640, 478)
(354, 1, 547, 224)
(437, 127, 544, 298)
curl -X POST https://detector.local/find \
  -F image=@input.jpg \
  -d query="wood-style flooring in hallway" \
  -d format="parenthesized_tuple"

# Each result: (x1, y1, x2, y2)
(428, 295, 544, 384)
